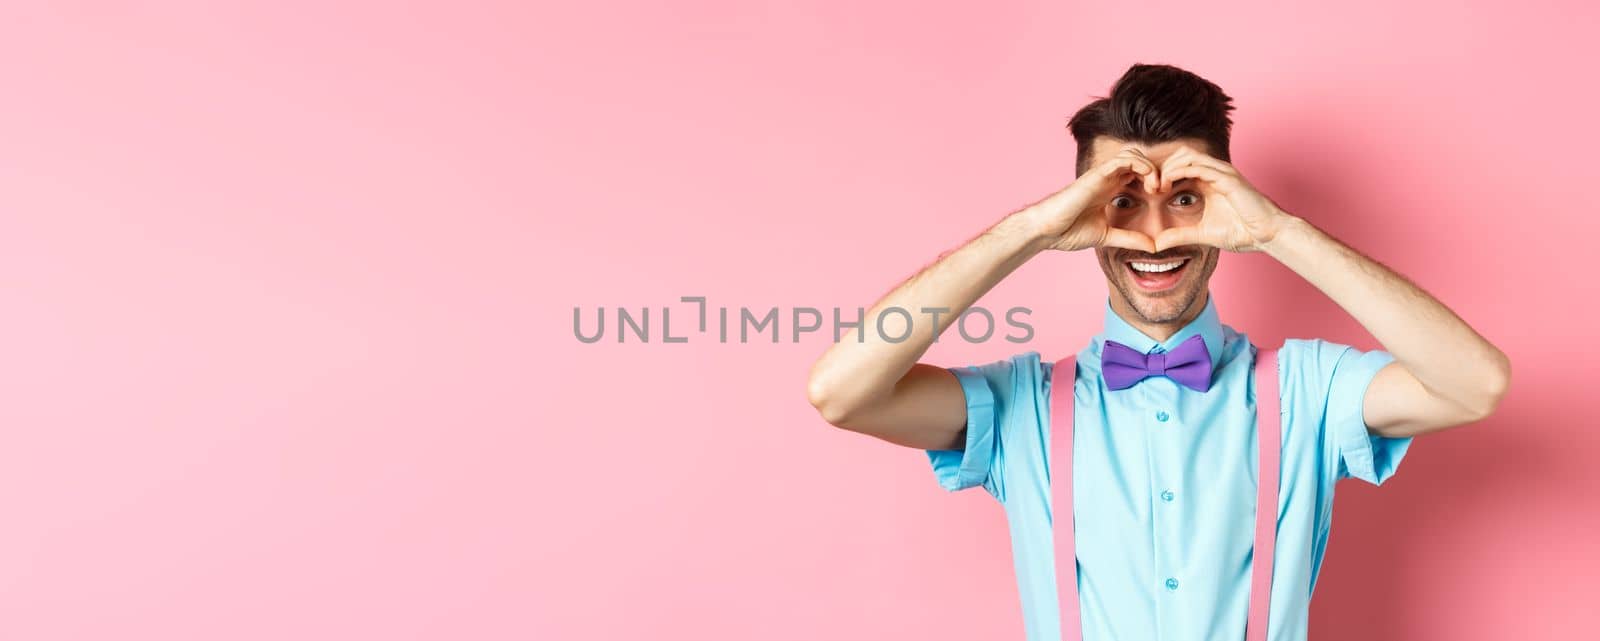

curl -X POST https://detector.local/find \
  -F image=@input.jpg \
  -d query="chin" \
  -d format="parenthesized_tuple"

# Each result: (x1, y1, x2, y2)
(1127, 292, 1197, 324)
(1114, 266, 1214, 325)
(1096, 246, 1219, 325)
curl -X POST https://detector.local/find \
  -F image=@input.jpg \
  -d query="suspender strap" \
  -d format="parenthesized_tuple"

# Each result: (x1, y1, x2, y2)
(1049, 356, 1080, 641)
(1050, 347, 1280, 641)
(1246, 348, 1280, 641)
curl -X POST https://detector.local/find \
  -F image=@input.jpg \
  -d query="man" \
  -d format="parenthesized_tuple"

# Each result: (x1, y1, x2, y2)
(805, 64, 1510, 641)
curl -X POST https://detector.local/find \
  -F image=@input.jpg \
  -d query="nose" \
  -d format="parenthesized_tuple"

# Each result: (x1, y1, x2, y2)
(1115, 206, 1184, 242)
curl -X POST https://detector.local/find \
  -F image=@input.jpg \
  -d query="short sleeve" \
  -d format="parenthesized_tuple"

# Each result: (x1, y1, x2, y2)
(1320, 341, 1413, 485)
(925, 352, 1041, 499)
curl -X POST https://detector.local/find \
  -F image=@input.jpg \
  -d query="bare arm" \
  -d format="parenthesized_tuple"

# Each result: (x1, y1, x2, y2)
(807, 149, 1162, 450)
(1260, 217, 1511, 437)
(805, 214, 1046, 451)
(1152, 147, 1512, 439)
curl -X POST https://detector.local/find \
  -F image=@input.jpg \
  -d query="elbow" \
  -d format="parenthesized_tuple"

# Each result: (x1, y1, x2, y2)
(806, 371, 858, 428)
(1465, 350, 1513, 423)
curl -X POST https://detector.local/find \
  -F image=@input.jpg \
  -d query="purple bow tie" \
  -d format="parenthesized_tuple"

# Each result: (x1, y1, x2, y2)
(1101, 334, 1213, 392)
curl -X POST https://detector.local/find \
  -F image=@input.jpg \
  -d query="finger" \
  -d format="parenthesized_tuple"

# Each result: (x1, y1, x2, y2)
(1135, 158, 1160, 194)
(1158, 147, 1191, 175)
(1165, 144, 1223, 166)
(1095, 164, 1154, 202)
(1183, 153, 1237, 176)
(1100, 228, 1156, 253)
(1113, 148, 1157, 175)
(1157, 152, 1188, 193)
(1120, 146, 1154, 164)
(1176, 146, 1232, 169)
(1120, 148, 1161, 193)
(1163, 150, 1235, 181)
(1153, 226, 1212, 252)
(1100, 152, 1157, 186)
(1160, 163, 1237, 193)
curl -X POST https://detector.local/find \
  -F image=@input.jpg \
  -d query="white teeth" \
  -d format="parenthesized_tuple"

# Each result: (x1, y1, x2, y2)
(1130, 259, 1187, 273)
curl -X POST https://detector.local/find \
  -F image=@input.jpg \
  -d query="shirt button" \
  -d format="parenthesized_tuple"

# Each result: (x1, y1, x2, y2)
(1155, 411, 1170, 422)
(1160, 490, 1175, 502)
(1165, 578, 1180, 591)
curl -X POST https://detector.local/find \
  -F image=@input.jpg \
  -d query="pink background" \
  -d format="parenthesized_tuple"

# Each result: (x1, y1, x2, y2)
(2, 1, 1596, 639)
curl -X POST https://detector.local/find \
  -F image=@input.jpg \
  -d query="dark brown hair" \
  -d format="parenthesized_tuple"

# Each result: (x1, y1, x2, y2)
(1067, 64, 1235, 175)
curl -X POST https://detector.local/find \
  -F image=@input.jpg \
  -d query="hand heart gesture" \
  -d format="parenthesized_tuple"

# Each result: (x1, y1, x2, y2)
(1151, 147, 1289, 253)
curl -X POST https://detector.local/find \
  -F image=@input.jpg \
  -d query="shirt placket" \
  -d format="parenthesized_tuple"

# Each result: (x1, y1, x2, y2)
(1143, 350, 1184, 639)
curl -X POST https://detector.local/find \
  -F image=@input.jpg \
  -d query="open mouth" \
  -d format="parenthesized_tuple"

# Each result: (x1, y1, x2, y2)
(1124, 256, 1192, 292)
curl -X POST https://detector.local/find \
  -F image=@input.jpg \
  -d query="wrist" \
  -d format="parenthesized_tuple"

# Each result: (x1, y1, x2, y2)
(1003, 206, 1062, 255)
(1260, 213, 1313, 259)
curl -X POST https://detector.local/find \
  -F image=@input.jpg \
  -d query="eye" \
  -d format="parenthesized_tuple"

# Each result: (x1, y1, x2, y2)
(1171, 192, 1200, 207)
(1111, 195, 1137, 209)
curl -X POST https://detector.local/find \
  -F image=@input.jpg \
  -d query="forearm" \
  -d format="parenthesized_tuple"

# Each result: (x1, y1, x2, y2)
(807, 210, 1052, 422)
(1262, 215, 1511, 416)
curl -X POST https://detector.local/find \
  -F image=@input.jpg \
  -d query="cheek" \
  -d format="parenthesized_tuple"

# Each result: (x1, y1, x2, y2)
(1106, 206, 1148, 229)
(1093, 249, 1124, 279)
(1105, 205, 1131, 227)
(1195, 250, 1221, 277)
(1169, 205, 1205, 223)
(1093, 248, 1114, 269)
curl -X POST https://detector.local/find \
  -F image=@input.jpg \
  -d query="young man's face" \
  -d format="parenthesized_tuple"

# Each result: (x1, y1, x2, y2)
(1088, 136, 1221, 328)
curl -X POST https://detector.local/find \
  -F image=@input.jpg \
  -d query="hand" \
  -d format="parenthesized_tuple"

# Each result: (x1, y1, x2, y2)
(1024, 147, 1160, 253)
(1152, 147, 1291, 253)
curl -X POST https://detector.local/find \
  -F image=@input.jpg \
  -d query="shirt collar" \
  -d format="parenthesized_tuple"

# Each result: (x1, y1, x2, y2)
(1097, 294, 1225, 376)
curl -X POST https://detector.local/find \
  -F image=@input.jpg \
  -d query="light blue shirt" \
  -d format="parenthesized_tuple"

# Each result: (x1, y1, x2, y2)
(927, 296, 1411, 641)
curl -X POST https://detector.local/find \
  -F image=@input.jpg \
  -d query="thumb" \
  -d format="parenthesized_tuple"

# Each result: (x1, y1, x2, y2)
(1153, 227, 1208, 253)
(1100, 228, 1156, 253)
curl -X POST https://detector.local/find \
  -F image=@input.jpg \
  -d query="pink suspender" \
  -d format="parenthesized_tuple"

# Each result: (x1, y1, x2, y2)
(1051, 355, 1083, 640)
(1050, 348, 1280, 641)
(1246, 349, 1281, 641)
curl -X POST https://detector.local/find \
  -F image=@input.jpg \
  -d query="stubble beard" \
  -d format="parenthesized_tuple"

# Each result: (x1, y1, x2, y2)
(1096, 248, 1219, 326)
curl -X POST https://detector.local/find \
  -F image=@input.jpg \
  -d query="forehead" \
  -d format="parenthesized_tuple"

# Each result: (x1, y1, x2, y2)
(1087, 136, 1214, 167)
